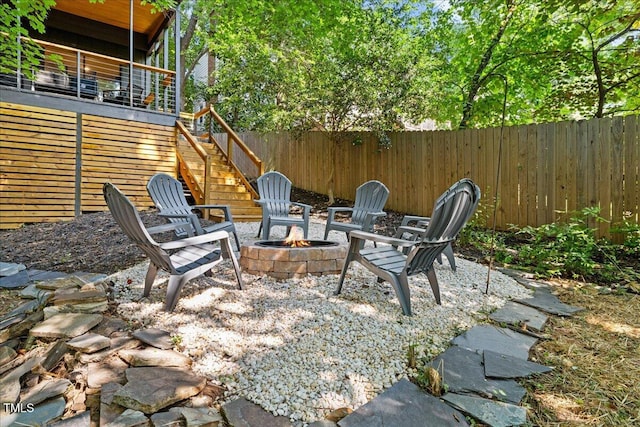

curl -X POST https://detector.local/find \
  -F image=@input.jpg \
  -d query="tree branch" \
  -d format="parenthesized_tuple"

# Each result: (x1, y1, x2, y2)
(459, 0, 518, 128)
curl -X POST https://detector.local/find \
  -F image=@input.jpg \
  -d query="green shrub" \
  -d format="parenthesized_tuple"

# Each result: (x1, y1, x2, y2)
(455, 204, 638, 285)
(610, 212, 640, 257)
(515, 207, 617, 280)
(456, 198, 514, 264)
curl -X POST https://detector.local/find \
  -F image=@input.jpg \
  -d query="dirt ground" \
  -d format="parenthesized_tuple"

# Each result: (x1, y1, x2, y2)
(0, 188, 404, 276)
(1, 188, 638, 425)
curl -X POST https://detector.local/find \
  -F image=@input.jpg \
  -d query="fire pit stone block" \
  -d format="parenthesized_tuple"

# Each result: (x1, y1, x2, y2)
(240, 243, 348, 279)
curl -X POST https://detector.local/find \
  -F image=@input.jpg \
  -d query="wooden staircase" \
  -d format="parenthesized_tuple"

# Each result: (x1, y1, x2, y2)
(175, 116, 263, 223)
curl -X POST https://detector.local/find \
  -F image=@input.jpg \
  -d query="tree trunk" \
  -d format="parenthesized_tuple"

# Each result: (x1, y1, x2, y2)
(459, 2, 517, 129)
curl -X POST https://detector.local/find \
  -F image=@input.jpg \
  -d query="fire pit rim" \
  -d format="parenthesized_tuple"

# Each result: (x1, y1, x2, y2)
(253, 240, 339, 248)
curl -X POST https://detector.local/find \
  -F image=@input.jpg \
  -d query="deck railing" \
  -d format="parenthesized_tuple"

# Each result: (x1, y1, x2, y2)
(1, 37, 176, 113)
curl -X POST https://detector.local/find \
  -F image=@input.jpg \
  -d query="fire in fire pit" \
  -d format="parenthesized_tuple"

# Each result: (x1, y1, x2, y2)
(240, 227, 347, 279)
(283, 226, 310, 247)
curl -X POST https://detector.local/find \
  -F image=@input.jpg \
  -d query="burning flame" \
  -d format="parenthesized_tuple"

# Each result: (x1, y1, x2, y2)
(284, 226, 310, 247)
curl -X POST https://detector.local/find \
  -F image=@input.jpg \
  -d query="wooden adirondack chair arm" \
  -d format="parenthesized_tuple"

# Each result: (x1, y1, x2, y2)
(159, 230, 231, 250)
(349, 230, 416, 247)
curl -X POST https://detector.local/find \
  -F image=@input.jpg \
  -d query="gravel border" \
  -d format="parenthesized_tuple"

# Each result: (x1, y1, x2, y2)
(107, 220, 531, 424)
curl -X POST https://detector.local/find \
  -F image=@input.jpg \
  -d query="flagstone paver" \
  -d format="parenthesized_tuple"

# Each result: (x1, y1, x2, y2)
(118, 347, 192, 367)
(112, 367, 207, 413)
(338, 379, 469, 427)
(483, 350, 553, 379)
(516, 287, 584, 316)
(105, 408, 149, 427)
(48, 410, 91, 427)
(20, 283, 52, 299)
(0, 356, 46, 405)
(442, 393, 527, 427)
(430, 346, 526, 404)
(2, 396, 66, 427)
(88, 356, 129, 388)
(20, 378, 72, 405)
(0, 269, 31, 288)
(173, 406, 223, 426)
(222, 397, 293, 427)
(0, 261, 25, 277)
(451, 324, 538, 360)
(67, 332, 112, 353)
(30, 313, 103, 338)
(150, 410, 184, 426)
(489, 301, 548, 332)
(132, 328, 175, 350)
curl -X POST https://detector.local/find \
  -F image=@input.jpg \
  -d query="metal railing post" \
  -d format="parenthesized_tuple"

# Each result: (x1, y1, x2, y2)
(76, 51, 81, 97)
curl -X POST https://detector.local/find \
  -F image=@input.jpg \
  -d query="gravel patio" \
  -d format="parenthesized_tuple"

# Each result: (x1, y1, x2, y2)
(106, 219, 532, 424)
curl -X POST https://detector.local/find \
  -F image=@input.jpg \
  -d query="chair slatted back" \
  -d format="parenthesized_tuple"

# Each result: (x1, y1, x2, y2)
(406, 180, 478, 276)
(103, 182, 175, 274)
(256, 171, 292, 217)
(147, 173, 197, 236)
(351, 180, 390, 225)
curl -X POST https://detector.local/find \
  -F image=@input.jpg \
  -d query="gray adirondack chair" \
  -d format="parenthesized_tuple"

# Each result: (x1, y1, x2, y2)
(323, 180, 389, 241)
(393, 178, 481, 271)
(335, 179, 479, 316)
(255, 171, 311, 240)
(103, 182, 243, 312)
(147, 173, 241, 250)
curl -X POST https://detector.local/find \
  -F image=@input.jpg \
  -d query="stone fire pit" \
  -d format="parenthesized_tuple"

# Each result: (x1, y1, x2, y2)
(240, 240, 348, 280)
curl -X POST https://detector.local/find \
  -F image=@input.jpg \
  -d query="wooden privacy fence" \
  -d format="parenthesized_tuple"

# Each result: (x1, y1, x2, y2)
(222, 115, 639, 237)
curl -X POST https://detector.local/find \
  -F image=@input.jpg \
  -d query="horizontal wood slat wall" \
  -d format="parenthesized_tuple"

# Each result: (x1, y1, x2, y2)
(81, 115, 176, 210)
(227, 115, 639, 237)
(1, 102, 77, 229)
(0, 102, 176, 229)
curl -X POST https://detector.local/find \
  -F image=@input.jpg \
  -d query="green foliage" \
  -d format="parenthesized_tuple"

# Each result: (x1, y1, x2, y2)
(456, 197, 515, 265)
(0, 0, 56, 76)
(407, 0, 639, 128)
(456, 205, 639, 285)
(515, 207, 617, 280)
(537, 0, 640, 118)
(610, 213, 640, 258)
(203, 0, 428, 135)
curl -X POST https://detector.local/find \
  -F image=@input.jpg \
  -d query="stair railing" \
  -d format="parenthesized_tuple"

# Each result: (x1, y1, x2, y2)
(175, 120, 209, 205)
(193, 105, 262, 198)
(176, 106, 261, 208)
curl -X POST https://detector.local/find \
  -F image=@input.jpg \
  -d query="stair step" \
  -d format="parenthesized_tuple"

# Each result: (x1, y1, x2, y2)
(209, 168, 236, 178)
(208, 184, 251, 193)
(208, 177, 241, 186)
(177, 136, 261, 222)
(214, 193, 254, 201)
